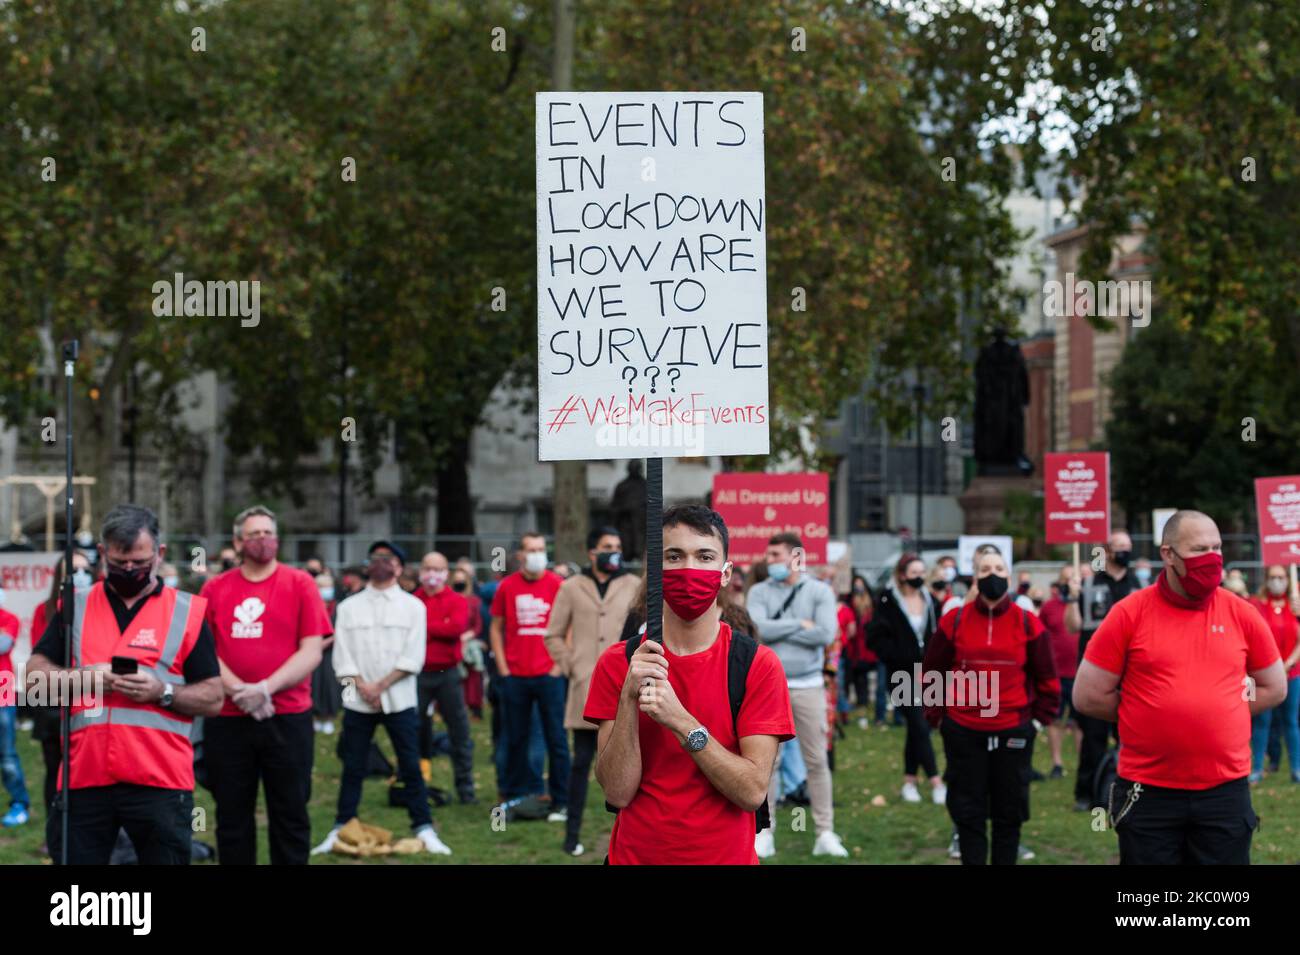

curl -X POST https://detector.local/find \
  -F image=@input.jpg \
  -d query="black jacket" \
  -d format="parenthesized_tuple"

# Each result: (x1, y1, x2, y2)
(866, 584, 940, 680)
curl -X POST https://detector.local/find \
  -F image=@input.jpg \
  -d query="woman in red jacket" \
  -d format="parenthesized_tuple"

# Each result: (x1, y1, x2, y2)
(1248, 565, 1300, 782)
(922, 545, 1059, 865)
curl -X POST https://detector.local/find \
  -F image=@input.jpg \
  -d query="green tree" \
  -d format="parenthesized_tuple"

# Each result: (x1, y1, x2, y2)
(1030, 0, 1300, 525)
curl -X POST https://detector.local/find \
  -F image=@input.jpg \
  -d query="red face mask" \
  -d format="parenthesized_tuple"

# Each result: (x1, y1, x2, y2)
(1173, 549, 1223, 600)
(662, 567, 724, 622)
(242, 536, 279, 564)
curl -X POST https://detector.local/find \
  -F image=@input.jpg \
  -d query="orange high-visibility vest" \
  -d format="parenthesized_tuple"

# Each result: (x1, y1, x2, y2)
(66, 582, 206, 790)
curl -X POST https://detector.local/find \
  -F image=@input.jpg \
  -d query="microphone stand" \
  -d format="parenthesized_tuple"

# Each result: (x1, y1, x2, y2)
(58, 339, 78, 866)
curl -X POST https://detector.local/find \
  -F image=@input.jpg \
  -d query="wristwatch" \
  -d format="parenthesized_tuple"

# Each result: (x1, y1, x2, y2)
(683, 726, 709, 752)
(160, 683, 175, 709)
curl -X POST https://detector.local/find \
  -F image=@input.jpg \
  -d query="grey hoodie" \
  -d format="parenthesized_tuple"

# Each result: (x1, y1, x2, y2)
(747, 575, 839, 684)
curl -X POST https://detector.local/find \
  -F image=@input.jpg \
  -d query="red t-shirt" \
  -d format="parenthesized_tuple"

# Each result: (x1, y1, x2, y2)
(490, 571, 563, 678)
(201, 564, 334, 717)
(583, 623, 795, 865)
(0, 608, 19, 702)
(413, 586, 469, 671)
(1250, 596, 1300, 679)
(1038, 595, 1078, 679)
(1085, 586, 1280, 789)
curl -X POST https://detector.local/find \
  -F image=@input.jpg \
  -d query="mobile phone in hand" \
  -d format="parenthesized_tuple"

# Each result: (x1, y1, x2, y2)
(111, 655, 139, 675)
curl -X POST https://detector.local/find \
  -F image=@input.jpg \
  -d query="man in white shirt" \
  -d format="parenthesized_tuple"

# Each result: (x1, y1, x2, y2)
(312, 541, 452, 855)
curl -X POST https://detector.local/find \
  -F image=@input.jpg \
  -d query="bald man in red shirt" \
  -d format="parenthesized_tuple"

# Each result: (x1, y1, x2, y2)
(1074, 510, 1285, 864)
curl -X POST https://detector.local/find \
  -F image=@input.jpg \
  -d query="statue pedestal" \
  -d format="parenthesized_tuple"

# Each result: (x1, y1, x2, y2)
(958, 473, 1037, 536)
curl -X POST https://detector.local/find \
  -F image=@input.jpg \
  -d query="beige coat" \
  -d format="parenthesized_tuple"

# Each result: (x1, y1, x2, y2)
(544, 571, 639, 730)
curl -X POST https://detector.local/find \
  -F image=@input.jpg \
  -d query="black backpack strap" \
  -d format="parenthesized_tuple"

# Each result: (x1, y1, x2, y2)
(725, 631, 770, 833)
(952, 604, 964, 636)
(773, 583, 803, 619)
(727, 630, 759, 727)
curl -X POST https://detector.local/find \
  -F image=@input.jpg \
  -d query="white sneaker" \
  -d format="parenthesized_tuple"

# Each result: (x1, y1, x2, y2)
(812, 831, 849, 858)
(857, 716, 869, 730)
(901, 782, 922, 803)
(313, 719, 323, 732)
(754, 828, 775, 859)
(1018, 843, 1035, 861)
(321, 720, 335, 735)
(417, 826, 453, 855)
(311, 826, 341, 855)
(568, 843, 585, 857)
(932, 783, 947, 805)
(947, 832, 961, 859)
(547, 808, 568, 823)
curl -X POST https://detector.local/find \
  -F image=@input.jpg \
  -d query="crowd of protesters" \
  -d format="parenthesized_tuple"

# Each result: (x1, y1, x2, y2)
(0, 501, 1291, 866)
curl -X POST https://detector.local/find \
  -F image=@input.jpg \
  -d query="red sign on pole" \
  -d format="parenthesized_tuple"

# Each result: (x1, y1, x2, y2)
(1255, 475, 1300, 565)
(711, 472, 829, 566)
(1044, 452, 1111, 544)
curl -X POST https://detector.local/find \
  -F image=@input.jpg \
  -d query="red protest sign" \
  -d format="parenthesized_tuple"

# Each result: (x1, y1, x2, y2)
(711, 472, 829, 566)
(1044, 452, 1111, 544)
(1255, 475, 1300, 565)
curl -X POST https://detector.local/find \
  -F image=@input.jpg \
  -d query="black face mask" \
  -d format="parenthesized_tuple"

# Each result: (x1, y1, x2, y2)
(977, 574, 1009, 602)
(930, 580, 947, 592)
(1056, 583, 1070, 600)
(595, 551, 622, 573)
(1017, 581, 1031, 595)
(220, 558, 237, 571)
(1111, 550, 1132, 568)
(905, 576, 925, 590)
(107, 562, 154, 599)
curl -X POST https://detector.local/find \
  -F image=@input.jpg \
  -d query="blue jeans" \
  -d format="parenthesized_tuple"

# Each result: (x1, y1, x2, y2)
(1253, 676, 1300, 776)
(335, 707, 431, 831)
(494, 701, 545, 796)
(0, 705, 29, 810)
(500, 675, 570, 807)
(779, 738, 807, 797)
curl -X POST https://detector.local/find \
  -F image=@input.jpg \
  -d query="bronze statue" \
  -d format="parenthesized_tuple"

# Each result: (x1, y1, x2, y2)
(610, 460, 646, 560)
(974, 327, 1034, 476)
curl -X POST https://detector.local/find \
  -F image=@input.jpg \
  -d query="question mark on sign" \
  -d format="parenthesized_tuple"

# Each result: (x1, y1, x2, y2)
(644, 366, 660, 394)
(622, 366, 638, 393)
(667, 368, 681, 393)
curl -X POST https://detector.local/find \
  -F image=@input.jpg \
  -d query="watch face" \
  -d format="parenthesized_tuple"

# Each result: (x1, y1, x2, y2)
(686, 728, 708, 752)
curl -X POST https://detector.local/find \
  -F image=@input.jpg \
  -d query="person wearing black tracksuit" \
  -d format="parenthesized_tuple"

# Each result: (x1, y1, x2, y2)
(867, 554, 944, 804)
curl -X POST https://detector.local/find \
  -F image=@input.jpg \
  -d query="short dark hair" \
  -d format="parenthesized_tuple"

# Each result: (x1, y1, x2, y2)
(101, 504, 161, 553)
(519, 530, 545, 549)
(768, 531, 802, 551)
(663, 504, 729, 557)
(587, 525, 622, 550)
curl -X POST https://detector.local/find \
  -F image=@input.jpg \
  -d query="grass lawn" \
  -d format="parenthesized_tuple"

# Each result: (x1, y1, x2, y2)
(3, 706, 1298, 864)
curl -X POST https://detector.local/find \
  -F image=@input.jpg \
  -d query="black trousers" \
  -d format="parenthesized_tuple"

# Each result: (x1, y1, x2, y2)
(417, 668, 475, 799)
(900, 702, 939, 777)
(565, 728, 598, 848)
(942, 718, 1035, 865)
(205, 711, 314, 865)
(1113, 775, 1256, 865)
(48, 783, 193, 865)
(1075, 712, 1114, 803)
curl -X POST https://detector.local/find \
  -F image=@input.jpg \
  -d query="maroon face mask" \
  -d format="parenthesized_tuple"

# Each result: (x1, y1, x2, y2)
(1172, 549, 1223, 600)
(663, 567, 724, 622)
(242, 536, 279, 564)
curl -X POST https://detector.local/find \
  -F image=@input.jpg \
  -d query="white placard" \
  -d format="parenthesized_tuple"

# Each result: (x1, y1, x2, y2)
(1152, 508, 1176, 547)
(536, 92, 769, 460)
(0, 552, 61, 667)
(957, 534, 1015, 576)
